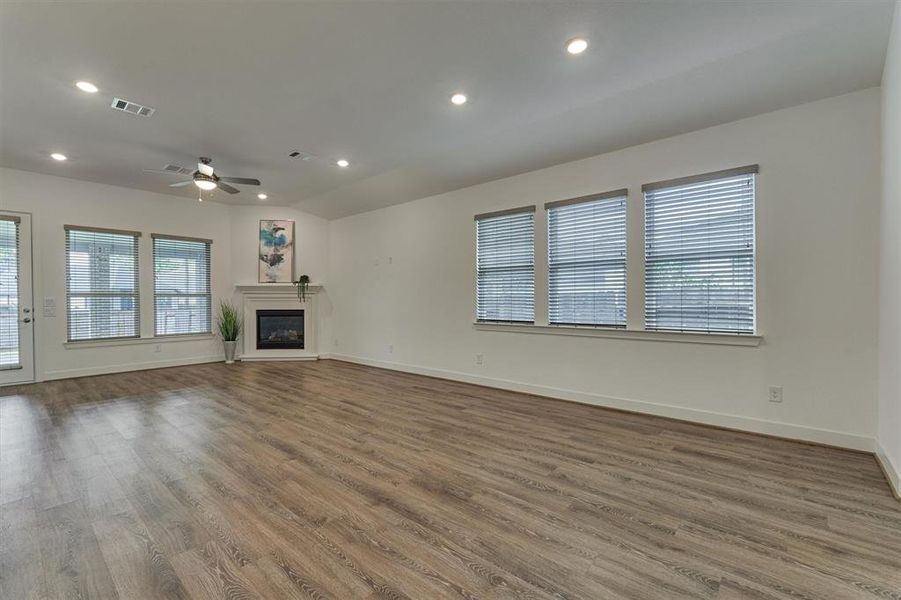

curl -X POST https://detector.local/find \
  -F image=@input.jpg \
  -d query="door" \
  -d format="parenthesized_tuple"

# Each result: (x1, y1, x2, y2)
(0, 212, 34, 385)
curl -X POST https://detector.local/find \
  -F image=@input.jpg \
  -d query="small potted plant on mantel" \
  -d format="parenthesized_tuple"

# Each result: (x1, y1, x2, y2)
(293, 274, 311, 302)
(216, 301, 243, 364)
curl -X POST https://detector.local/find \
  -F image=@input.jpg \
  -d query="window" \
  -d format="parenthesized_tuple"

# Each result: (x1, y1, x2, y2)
(643, 165, 756, 334)
(475, 207, 535, 323)
(66, 226, 140, 341)
(153, 234, 212, 336)
(0, 216, 20, 368)
(547, 190, 627, 327)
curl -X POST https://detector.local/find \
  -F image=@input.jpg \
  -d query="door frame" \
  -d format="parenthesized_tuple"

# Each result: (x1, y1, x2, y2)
(0, 211, 35, 386)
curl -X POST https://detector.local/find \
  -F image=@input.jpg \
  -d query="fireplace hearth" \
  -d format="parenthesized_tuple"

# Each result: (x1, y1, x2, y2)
(256, 309, 304, 350)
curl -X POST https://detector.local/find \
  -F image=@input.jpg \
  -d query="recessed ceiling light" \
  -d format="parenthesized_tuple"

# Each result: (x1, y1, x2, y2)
(566, 38, 588, 55)
(75, 81, 99, 93)
(257, 193, 268, 200)
(50, 153, 67, 161)
(450, 92, 468, 105)
(336, 159, 350, 168)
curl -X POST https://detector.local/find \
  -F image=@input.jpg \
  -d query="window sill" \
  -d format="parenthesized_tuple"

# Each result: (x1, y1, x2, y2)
(473, 322, 761, 347)
(64, 333, 216, 349)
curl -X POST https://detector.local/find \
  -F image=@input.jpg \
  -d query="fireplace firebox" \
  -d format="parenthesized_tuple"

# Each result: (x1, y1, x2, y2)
(256, 309, 304, 350)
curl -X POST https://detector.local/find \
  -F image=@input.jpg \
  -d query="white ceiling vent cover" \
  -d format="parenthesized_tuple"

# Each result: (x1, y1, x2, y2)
(288, 150, 316, 161)
(111, 97, 155, 117)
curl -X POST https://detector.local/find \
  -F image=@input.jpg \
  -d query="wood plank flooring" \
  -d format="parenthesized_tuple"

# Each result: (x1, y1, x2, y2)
(1, 359, 899, 599)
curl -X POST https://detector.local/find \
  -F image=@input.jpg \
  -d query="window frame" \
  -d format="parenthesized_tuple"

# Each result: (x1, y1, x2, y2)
(474, 205, 536, 324)
(545, 189, 628, 329)
(641, 164, 758, 335)
(65, 225, 142, 343)
(152, 233, 213, 337)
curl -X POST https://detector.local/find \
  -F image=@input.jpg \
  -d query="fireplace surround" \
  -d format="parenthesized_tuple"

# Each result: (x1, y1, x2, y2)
(235, 284, 320, 361)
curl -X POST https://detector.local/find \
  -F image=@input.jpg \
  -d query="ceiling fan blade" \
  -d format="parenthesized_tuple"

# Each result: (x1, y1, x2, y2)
(144, 169, 185, 175)
(218, 182, 240, 194)
(218, 176, 260, 185)
(169, 180, 195, 188)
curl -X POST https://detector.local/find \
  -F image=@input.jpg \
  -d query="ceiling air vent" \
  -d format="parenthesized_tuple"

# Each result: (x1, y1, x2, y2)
(288, 150, 316, 161)
(111, 97, 155, 117)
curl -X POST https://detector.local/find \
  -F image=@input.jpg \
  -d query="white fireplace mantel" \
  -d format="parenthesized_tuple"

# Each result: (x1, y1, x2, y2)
(234, 284, 322, 361)
(234, 284, 322, 296)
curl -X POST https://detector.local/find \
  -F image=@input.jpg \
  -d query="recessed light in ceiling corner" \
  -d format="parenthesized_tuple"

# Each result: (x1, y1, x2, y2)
(450, 92, 468, 105)
(257, 193, 268, 200)
(75, 80, 99, 93)
(566, 37, 588, 55)
(336, 159, 350, 168)
(50, 152, 67, 161)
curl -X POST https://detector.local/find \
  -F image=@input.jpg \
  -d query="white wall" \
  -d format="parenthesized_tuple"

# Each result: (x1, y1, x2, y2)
(0, 168, 330, 380)
(878, 2, 901, 494)
(328, 88, 882, 451)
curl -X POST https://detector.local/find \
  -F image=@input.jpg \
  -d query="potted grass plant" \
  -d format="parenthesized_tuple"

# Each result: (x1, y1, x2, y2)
(216, 301, 243, 364)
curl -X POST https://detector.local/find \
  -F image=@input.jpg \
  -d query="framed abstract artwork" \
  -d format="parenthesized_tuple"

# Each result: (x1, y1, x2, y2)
(259, 219, 295, 283)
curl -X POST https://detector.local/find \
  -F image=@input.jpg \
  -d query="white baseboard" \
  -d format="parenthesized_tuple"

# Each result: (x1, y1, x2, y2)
(326, 353, 874, 452)
(42, 355, 223, 382)
(875, 441, 901, 500)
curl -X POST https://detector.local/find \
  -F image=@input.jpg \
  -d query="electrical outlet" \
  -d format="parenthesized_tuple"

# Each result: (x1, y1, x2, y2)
(333, 338, 339, 348)
(768, 386, 783, 403)
(475, 353, 484, 365)
(388, 344, 393, 354)
(154, 344, 161, 353)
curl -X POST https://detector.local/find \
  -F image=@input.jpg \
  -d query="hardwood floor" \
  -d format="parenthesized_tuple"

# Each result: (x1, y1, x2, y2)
(1, 360, 899, 599)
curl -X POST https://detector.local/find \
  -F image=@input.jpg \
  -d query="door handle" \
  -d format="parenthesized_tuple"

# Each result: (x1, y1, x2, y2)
(22, 317, 32, 323)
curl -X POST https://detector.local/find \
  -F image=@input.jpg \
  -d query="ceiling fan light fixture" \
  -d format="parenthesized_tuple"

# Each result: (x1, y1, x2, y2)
(194, 178, 217, 191)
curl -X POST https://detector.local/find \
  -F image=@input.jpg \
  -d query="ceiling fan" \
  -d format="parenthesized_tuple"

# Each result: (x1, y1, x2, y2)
(143, 157, 261, 194)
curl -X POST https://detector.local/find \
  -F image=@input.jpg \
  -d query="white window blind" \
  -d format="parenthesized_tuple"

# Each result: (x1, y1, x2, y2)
(153, 235, 212, 336)
(66, 226, 140, 341)
(0, 216, 20, 369)
(476, 207, 535, 323)
(643, 165, 757, 334)
(547, 190, 627, 327)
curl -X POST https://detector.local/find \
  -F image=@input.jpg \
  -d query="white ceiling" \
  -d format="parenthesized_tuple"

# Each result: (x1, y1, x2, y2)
(0, 1, 894, 219)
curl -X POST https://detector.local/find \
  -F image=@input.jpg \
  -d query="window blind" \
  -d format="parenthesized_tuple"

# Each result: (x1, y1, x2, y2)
(66, 226, 141, 341)
(0, 216, 20, 369)
(643, 166, 756, 334)
(153, 235, 212, 336)
(547, 190, 627, 327)
(475, 207, 535, 323)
